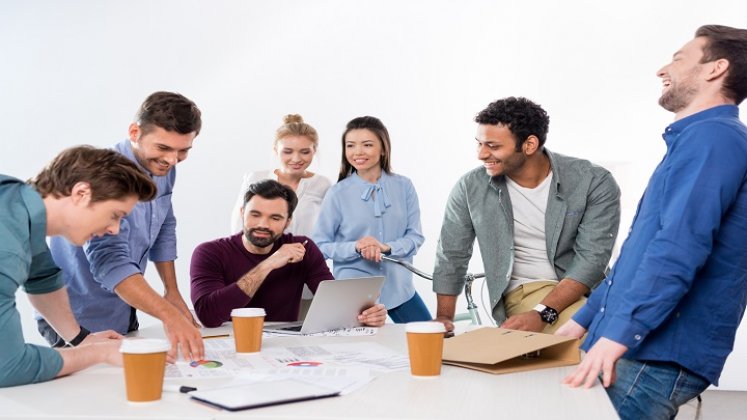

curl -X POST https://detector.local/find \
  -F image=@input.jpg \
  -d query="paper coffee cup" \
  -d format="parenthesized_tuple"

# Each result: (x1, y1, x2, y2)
(406, 322, 446, 377)
(231, 308, 266, 353)
(120, 339, 170, 402)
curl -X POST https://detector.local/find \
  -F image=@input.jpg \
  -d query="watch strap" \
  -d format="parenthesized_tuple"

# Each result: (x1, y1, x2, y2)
(67, 326, 91, 347)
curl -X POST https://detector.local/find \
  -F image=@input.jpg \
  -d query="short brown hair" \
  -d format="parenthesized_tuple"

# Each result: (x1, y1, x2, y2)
(696, 25, 747, 105)
(135, 91, 202, 136)
(30, 146, 157, 203)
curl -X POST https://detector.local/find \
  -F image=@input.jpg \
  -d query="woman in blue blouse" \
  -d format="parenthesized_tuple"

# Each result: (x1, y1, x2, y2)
(312, 116, 431, 323)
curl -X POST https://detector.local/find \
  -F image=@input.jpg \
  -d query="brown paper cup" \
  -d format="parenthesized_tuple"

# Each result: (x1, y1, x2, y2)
(231, 308, 266, 353)
(119, 339, 170, 402)
(406, 322, 446, 377)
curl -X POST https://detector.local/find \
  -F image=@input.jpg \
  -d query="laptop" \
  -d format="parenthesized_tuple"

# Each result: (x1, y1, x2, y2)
(263, 276, 385, 335)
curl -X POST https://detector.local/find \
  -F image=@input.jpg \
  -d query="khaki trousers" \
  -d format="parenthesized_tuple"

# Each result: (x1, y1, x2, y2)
(503, 281, 586, 334)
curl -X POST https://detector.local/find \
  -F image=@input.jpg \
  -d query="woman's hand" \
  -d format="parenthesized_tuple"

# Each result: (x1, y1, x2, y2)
(355, 236, 391, 262)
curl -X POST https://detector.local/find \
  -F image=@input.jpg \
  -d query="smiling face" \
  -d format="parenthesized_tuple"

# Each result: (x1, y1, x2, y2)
(275, 135, 316, 176)
(344, 128, 383, 179)
(657, 37, 708, 113)
(241, 195, 291, 252)
(475, 124, 527, 177)
(64, 184, 139, 245)
(129, 124, 196, 176)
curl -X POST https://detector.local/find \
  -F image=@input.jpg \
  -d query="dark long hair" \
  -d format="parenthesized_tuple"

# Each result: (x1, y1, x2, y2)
(338, 116, 392, 182)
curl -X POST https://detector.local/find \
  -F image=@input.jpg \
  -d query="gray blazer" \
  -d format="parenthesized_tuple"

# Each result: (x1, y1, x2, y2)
(432, 149, 621, 324)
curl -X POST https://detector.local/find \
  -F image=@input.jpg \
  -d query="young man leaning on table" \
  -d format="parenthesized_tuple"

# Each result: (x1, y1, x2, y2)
(190, 179, 387, 327)
(0, 146, 157, 387)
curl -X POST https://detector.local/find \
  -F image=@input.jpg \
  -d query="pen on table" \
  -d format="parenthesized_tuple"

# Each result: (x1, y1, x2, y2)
(163, 384, 197, 393)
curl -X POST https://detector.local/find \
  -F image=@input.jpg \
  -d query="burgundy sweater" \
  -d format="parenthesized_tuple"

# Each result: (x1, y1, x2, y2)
(190, 233, 332, 327)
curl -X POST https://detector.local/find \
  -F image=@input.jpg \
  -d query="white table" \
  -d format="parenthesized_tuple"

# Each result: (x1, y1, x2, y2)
(0, 325, 617, 419)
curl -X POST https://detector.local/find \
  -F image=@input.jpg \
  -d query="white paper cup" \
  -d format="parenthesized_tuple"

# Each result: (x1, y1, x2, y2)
(120, 339, 170, 402)
(406, 322, 446, 377)
(231, 308, 266, 353)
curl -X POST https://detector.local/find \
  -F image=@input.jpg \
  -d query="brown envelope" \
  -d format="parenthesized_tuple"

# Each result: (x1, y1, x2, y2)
(442, 327, 581, 374)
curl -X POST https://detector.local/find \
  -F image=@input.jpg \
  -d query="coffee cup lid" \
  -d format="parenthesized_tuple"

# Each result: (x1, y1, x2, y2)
(405, 321, 447, 333)
(119, 338, 170, 354)
(231, 307, 266, 317)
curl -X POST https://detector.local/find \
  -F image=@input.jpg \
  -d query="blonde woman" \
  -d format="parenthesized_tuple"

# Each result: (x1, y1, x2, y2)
(231, 114, 331, 235)
(230, 115, 331, 313)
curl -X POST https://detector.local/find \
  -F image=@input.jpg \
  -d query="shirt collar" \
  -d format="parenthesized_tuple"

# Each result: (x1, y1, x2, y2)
(662, 105, 740, 146)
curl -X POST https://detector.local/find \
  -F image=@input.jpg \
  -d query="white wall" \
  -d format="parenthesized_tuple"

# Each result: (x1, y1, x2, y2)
(2, 0, 746, 389)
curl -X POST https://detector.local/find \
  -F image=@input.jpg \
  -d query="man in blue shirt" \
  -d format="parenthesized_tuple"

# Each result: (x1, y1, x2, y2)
(1, 146, 156, 387)
(38, 92, 205, 361)
(559, 25, 747, 419)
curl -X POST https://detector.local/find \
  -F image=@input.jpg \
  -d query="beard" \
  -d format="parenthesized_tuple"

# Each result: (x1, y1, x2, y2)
(658, 83, 698, 113)
(243, 227, 281, 248)
(658, 66, 701, 113)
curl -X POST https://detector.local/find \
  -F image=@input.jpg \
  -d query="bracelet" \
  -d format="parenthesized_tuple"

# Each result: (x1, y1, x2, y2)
(67, 326, 91, 347)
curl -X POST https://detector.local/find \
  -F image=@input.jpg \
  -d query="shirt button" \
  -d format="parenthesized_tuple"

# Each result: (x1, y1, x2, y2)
(607, 280, 612, 286)
(634, 334, 642, 340)
(600, 307, 605, 313)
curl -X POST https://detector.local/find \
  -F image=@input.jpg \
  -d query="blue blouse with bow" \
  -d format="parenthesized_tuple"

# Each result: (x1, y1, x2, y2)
(312, 171, 425, 309)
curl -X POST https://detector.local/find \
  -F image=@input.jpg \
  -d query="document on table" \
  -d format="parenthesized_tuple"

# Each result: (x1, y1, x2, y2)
(165, 339, 408, 379)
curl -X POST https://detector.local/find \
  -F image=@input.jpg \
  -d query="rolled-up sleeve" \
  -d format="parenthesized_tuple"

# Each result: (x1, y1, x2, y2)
(1, 252, 63, 387)
(84, 218, 141, 292)
(190, 242, 251, 328)
(433, 178, 475, 296)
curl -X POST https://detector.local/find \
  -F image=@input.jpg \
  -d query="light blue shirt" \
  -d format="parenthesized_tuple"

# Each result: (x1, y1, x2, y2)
(0, 175, 64, 387)
(312, 171, 425, 309)
(48, 140, 178, 334)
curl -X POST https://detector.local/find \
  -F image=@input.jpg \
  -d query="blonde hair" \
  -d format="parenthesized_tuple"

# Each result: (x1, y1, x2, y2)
(274, 114, 319, 149)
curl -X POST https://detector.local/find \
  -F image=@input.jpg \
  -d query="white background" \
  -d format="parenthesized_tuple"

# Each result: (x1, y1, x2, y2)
(2, 0, 746, 389)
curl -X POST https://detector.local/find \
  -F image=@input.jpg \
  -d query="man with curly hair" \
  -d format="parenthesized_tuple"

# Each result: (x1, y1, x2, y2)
(433, 97, 621, 334)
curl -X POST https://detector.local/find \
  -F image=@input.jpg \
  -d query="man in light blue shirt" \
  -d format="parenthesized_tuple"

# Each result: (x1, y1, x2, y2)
(559, 25, 747, 419)
(1, 146, 156, 387)
(38, 92, 205, 361)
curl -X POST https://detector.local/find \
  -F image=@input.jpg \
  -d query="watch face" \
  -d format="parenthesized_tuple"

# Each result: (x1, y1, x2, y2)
(541, 308, 559, 324)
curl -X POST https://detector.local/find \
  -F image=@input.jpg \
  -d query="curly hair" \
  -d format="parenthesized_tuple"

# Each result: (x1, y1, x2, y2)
(475, 97, 550, 150)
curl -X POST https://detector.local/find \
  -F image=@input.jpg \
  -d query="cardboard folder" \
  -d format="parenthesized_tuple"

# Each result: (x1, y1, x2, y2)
(442, 327, 581, 374)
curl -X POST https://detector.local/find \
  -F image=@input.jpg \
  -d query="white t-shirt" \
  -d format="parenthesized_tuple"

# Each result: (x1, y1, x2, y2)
(505, 173, 558, 293)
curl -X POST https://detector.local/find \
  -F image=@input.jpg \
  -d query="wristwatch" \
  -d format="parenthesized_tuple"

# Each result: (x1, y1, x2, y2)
(67, 326, 91, 347)
(532, 304, 559, 325)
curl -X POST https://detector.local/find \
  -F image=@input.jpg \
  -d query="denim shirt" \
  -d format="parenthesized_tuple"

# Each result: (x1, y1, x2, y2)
(433, 150, 621, 324)
(48, 140, 178, 334)
(574, 105, 747, 385)
(0, 176, 64, 386)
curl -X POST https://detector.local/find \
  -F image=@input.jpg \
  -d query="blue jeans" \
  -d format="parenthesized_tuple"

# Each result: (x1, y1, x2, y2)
(606, 358, 710, 420)
(387, 293, 432, 323)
